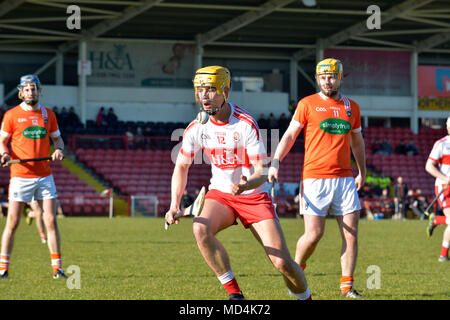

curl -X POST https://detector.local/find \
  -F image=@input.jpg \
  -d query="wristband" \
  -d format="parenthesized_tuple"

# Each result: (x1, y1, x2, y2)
(270, 158, 280, 169)
(56, 148, 64, 152)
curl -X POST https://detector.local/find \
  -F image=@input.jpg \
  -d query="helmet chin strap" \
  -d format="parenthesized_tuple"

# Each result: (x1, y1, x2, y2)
(204, 100, 226, 116)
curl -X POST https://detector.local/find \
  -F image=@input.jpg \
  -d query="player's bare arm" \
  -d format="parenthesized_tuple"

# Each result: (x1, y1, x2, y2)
(50, 136, 65, 161)
(0, 135, 11, 167)
(165, 152, 193, 225)
(350, 131, 366, 190)
(425, 158, 450, 185)
(231, 159, 267, 196)
(268, 122, 302, 183)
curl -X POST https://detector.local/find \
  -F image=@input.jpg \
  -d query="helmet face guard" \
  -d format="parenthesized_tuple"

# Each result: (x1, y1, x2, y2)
(315, 58, 343, 80)
(18, 74, 41, 100)
(193, 66, 231, 103)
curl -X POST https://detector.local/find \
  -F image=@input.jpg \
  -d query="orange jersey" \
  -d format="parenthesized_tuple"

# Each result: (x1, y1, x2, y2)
(1, 104, 60, 178)
(292, 92, 361, 180)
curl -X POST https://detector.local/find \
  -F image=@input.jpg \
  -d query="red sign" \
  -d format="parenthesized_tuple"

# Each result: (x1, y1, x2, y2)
(418, 66, 450, 97)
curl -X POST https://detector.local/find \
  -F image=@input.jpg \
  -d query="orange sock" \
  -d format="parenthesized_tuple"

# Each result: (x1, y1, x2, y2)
(340, 275, 353, 294)
(50, 253, 62, 274)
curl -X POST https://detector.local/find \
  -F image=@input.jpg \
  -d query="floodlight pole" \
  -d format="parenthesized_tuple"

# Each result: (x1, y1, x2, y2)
(410, 48, 419, 134)
(55, 51, 64, 85)
(289, 59, 298, 102)
(78, 40, 88, 125)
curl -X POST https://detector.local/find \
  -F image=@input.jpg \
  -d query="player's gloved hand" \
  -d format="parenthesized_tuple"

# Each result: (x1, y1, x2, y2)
(1, 152, 11, 167)
(231, 175, 248, 196)
(165, 207, 180, 226)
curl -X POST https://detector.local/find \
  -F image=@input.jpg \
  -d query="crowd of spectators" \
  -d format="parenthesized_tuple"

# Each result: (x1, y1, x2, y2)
(371, 137, 420, 156)
(359, 173, 432, 220)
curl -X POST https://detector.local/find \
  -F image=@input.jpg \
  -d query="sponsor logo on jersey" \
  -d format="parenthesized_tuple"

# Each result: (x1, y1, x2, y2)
(18, 118, 27, 123)
(315, 107, 327, 112)
(205, 147, 249, 169)
(22, 126, 47, 139)
(319, 118, 351, 135)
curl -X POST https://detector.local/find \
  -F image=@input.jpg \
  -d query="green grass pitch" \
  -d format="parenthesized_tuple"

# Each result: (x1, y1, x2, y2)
(0, 216, 448, 300)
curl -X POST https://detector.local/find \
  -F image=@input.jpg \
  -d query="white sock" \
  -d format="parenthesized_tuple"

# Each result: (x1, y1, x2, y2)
(443, 241, 450, 249)
(288, 287, 311, 300)
(217, 270, 235, 285)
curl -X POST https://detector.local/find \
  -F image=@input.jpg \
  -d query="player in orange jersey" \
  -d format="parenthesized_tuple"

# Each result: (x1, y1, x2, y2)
(268, 58, 366, 298)
(0, 75, 66, 279)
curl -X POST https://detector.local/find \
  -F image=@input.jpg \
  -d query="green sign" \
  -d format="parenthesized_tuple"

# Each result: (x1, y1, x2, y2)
(23, 127, 47, 139)
(320, 119, 351, 135)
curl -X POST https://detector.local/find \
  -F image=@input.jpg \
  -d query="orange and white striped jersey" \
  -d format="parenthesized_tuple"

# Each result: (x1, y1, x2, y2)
(180, 103, 268, 195)
(428, 135, 450, 186)
(292, 92, 362, 180)
(0, 103, 60, 178)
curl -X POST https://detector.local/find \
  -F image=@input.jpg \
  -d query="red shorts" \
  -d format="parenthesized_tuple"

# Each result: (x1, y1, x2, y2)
(205, 189, 278, 228)
(436, 184, 450, 210)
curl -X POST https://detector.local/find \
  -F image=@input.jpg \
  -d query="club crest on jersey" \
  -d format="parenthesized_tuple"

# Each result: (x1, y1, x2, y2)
(233, 132, 240, 142)
(346, 110, 351, 117)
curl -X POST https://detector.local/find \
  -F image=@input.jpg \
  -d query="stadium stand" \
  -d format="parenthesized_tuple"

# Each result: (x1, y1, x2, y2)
(68, 123, 447, 217)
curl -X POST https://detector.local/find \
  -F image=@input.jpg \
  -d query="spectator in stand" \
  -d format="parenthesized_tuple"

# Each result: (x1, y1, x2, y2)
(180, 188, 194, 210)
(371, 138, 383, 154)
(96, 107, 107, 127)
(395, 140, 407, 155)
(125, 126, 134, 149)
(134, 126, 146, 149)
(409, 188, 427, 220)
(378, 173, 392, 191)
(58, 107, 69, 127)
(379, 188, 394, 218)
(278, 113, 290, 135)
(67, 107, 81, 128)
(365, 172, 382, 196)
(106, 107, 118, 127)
(268, 113, 278, 130)
(405, 139, 419, 155)
(257, 114, 268, 130)
(380, 137, 392, 155)
(52, 106, 60, 120)
(393, 176, 408, 219)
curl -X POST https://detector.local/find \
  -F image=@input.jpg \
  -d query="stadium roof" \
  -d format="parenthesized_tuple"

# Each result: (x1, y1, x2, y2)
(0, 0, 449, 62)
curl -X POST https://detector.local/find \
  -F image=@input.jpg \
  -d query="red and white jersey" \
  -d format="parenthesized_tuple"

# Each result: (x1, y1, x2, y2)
(180, 103, 269, 195)
(428, 135, 450, 185)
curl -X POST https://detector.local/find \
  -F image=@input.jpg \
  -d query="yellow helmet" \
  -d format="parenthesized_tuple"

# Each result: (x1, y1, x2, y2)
(193, 66, 231, 102)
(315, 58, 343, 80)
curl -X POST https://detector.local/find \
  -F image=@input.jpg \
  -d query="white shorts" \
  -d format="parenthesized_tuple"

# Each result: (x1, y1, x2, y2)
(9, 175, 58, 203)
(299, 177, 361, 216)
